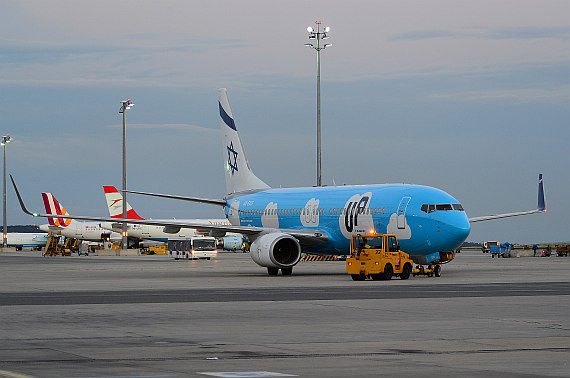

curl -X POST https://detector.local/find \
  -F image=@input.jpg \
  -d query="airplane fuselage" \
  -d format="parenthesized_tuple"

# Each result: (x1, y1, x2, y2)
(39, 222, 121, 242)
(6, 233, 48, 248)
(224, 183, 471, 258)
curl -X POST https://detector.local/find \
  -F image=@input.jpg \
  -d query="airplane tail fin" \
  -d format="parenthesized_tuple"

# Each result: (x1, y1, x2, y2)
(538, 173, 546, 212)
(41, 193, 74, 228)
(103, 186, 145, 220)
(219, 88, 270, 195)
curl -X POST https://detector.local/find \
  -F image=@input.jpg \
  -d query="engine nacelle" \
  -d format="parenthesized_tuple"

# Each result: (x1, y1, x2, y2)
(249, 232, 302, 268)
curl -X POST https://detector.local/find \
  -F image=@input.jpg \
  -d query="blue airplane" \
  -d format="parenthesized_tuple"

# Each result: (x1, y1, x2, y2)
(11, 89, 546, 276)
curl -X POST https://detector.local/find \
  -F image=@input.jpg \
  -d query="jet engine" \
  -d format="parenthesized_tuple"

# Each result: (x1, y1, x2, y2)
(249, 232, 302, 269)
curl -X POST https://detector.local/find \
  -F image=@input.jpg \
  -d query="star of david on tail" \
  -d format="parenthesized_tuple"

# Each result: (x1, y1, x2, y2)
(227, 142, 239, 175)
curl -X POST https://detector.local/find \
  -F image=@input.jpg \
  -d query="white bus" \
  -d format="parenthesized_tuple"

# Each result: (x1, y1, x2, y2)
(168, 236, 218, 260)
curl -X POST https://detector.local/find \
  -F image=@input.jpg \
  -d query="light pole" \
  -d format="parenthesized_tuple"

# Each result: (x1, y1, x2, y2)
(2, 134, 11, 248)
(305, 21, 331, 187)
(119, 99, 134, 250)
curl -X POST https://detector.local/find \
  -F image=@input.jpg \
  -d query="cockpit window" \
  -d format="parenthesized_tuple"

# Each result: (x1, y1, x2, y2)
(421, 203, 464, 213)
(436, 204, 453, 211)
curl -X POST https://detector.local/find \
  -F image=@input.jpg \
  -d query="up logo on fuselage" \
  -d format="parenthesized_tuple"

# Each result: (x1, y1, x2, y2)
(227, 200, 240, 225)
(262, 202, 279, 228)
(339, 192, 374, 239)
(301, 198, 320, 227)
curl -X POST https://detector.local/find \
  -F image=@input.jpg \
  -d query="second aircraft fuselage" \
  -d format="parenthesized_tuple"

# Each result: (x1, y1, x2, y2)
(224, 183, 471, 257)
(39, 222, 121, 242)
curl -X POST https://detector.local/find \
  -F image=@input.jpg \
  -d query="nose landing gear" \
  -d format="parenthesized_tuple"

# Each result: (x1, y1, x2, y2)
(412, 264, 442, 277)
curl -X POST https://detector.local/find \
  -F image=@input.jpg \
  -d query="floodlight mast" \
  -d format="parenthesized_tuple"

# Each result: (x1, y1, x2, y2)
(305, 21, 331, 187)
(119, 99, 134, 250)
(2, 134, 11, 248)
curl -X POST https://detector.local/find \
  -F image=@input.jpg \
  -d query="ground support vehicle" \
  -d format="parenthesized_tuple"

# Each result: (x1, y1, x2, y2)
(481, 241, 499, 253)
(43, 234, 71, 256)
(490, 242, 512, 258)
(168, 236, 218, 260)
(556, 245, 569, 257)
(346, 234, 414, 281)
(140, 244, 167, 255)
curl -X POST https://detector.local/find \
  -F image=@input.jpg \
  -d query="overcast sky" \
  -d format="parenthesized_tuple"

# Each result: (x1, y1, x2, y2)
(1, 0, 568, 243)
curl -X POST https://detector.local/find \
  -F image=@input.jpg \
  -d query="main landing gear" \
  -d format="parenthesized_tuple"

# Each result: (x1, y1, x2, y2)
(267, 267, 293, 276)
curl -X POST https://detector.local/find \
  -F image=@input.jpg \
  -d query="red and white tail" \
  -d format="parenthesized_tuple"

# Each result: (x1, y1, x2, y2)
(41, 193, 73, 228)
(103, 186, 145, 220)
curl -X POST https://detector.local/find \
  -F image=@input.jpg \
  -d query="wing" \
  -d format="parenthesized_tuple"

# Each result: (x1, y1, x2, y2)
(11, 175, 328, 244)
(468, 174, 546, 223)
(125, 189, 226, 206)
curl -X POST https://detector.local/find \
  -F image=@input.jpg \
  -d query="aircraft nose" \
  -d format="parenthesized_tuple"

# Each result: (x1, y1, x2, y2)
(447, 213, 471, 248)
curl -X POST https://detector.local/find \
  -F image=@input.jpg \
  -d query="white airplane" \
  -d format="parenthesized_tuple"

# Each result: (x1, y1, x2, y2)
(5, 233, 48, 250)
(39, 193, 122, 242)
(99, 185, 238, 242)
(12, 89, 546, 276)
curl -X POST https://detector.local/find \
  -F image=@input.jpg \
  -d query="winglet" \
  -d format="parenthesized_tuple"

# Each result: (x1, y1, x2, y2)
(537, 173, 546, 212)
(10, 175, 38, 217)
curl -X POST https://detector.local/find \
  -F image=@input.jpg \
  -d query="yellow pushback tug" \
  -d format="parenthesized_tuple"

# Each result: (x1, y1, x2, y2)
(346, 233, 414, 281)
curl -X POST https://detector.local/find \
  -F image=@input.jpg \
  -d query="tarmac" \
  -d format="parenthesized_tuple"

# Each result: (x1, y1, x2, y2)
(0, 249, 568, 377)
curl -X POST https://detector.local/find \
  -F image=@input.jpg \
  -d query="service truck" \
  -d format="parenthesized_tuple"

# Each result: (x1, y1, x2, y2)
(168, 236, 218, 260)
(346, 233, 414, 281)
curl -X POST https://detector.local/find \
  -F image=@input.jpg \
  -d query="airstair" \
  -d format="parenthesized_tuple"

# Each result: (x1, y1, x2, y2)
(43, 234, 61, 256)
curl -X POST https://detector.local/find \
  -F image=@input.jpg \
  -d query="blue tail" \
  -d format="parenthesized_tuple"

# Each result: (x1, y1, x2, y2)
(537, 173, 546, 212)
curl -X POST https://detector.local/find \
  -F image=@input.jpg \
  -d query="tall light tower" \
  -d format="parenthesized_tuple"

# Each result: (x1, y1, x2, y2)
(305, 21, 331, 187)
(2, 134, 11, 248)
(119, 99, 134, 250)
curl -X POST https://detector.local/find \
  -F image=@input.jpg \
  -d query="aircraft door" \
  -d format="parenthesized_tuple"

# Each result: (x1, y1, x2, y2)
(142, 225, 150, 237)
(397, 196, 411, 229)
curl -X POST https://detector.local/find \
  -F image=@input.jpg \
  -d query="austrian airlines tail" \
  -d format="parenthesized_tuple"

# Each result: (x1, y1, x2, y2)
(103, 186, 145, 220)
(42, 193, 75, 228)
(219, 88, 270, 195)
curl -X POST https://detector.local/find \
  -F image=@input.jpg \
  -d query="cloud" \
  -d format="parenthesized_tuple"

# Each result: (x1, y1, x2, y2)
(487, 27, 570, 40)
(389, 26, 570, 42)
(428, 85, 570, 103)
(389, 30, 460, 41)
